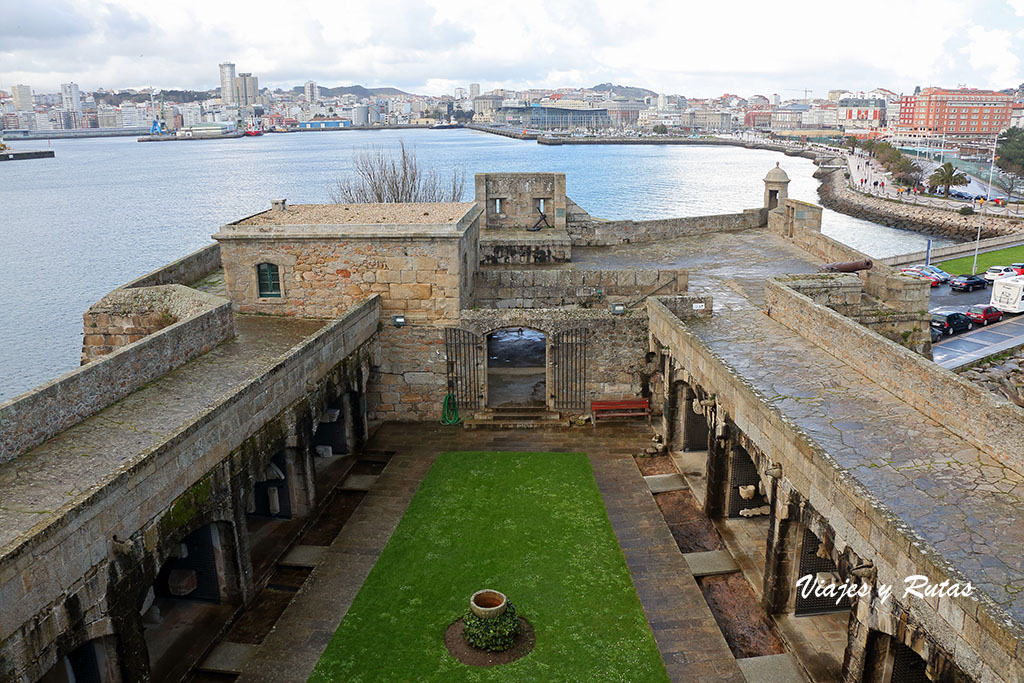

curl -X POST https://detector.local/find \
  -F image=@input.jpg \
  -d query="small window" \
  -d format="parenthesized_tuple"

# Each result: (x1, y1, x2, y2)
(493, 198, 502, 214)
(535, 197, 546, 213)
(257, 263, 282, 298)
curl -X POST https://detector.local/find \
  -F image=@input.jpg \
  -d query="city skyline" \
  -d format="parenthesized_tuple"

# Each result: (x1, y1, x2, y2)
(2, 0, 1023, 98)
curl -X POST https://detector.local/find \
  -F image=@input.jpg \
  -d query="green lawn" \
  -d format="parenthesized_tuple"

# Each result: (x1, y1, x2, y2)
(309, 452, 668, 682)
(938, 245, 1024, 276)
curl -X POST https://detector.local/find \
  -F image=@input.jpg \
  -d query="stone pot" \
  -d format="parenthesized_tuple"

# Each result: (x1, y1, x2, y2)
(470, 589, 507, 619)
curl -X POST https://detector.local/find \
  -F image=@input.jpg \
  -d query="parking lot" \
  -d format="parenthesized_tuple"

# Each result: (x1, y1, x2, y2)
(928, 281, 1024, 368)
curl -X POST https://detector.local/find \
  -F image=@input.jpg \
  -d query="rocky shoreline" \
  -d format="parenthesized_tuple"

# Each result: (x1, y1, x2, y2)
(959, 350, 1024, 407)
(815, 166, 1023, 242)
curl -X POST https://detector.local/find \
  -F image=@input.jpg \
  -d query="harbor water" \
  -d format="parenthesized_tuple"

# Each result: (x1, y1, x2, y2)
(0, 128, 953, 399)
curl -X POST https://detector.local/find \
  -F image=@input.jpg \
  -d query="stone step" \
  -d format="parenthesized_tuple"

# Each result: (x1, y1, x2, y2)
(198, 642, 259, 675)
(472, 410, 562, 421)
(644, 473, 689, 493)
(736, 653, 807, 682)
(682, 549, 740, 577)
(463, 417, 570, 430)
(279, 544, 327, 569)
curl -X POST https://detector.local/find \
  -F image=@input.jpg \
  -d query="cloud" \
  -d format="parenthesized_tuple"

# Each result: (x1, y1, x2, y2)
(1, 0, 1022, 96)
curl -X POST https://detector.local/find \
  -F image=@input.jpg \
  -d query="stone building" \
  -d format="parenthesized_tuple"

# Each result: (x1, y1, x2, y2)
(1, 164, 1023, 683)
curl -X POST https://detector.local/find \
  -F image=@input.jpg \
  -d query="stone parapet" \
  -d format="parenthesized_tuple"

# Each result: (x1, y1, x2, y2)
(122, 243, 222, 289)
(763, 277, 1024, 465)
(81, 284, 230, 363)
(569, 209, 766, 246)
(647, 297, 1024, 683)
(0, 287, 234, 464)
(473, 267, 687, 308)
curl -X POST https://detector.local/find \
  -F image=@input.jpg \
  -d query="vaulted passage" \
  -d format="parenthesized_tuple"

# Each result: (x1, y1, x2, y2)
(486, 328, 546, 408)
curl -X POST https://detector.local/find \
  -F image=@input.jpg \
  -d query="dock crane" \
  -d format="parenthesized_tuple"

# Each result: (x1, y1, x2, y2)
(149, 91, 168, 135)
(785, 88, 813, 103)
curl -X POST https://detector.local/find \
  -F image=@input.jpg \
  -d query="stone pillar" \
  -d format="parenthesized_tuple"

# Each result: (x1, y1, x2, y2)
(843, 612, 873, 683)
(704, 428, 730, 518)
(762, 479, 798, 614)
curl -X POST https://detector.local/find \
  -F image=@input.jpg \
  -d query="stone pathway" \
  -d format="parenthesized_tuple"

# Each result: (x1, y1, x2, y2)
(233, 423, 747, 682)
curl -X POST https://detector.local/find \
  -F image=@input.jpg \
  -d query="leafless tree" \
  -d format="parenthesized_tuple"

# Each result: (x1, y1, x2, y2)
(329, 141, 465, 203)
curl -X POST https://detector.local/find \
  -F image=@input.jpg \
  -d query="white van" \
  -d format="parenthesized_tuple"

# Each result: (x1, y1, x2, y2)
(990, 275, 1024, 313)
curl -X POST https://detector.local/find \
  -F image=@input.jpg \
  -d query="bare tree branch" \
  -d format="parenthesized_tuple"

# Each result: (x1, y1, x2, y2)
(329, 141, 466, 203)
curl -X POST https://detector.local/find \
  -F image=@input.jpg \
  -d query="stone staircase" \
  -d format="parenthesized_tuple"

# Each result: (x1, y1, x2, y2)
(463, 406, 568, 429)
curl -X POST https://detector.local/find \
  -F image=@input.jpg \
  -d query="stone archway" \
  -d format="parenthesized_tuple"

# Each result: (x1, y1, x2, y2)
(486, 327, 547, 408)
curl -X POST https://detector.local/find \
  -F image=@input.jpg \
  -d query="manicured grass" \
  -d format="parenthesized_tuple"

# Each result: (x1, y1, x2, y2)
(309, 452, 668, 682)
(938, 245, 1024, 276)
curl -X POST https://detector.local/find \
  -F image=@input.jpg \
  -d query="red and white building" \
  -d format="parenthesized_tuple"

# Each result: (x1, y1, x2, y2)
(896, 87, 1013, 139)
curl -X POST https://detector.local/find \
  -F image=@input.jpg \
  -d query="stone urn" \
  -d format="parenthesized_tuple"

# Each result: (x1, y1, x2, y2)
(470, 589, 507, 619)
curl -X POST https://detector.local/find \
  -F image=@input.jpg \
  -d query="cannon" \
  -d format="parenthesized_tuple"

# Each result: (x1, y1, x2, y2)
(820, 259, 873, 273)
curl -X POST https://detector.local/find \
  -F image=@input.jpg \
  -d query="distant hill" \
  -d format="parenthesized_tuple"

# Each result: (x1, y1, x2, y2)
(591, 83, 657, 99)
(292, 84, 411, 98)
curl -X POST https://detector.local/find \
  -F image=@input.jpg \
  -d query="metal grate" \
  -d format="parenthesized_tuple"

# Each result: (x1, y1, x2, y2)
(551, 328, 588, 410)
(444, 328, 483, 411)
(891, 643, 929, 683)
(727, 445, 764, 517)
(795, 527, 850, 615)
(683, 386, 709, 451)
(67, 642, 102, 683)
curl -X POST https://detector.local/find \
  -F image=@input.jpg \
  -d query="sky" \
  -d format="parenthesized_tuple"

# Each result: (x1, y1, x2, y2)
(2, 0, 1024, 99)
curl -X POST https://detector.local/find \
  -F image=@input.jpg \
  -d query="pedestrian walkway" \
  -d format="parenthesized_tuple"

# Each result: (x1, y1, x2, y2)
(233, 423, 753, 683)
(933, 315, 1024, 368)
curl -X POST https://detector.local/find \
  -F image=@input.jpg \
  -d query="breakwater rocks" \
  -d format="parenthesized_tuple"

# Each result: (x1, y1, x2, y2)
(959, 350, 1024, 408)
(817, 168, 1023, 242)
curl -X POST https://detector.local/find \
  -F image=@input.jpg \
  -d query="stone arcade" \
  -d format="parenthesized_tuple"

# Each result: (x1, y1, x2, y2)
(2, 168, 1024, 682)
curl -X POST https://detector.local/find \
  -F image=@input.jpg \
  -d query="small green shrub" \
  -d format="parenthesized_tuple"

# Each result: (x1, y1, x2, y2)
(959, 206, 975, 216)
(463, 603, 520, 652)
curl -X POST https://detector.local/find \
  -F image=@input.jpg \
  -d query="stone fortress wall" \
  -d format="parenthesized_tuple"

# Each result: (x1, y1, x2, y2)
(5, 164, 1024, 683)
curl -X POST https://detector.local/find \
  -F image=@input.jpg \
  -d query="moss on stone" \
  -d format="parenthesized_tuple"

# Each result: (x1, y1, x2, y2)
(160, 475, 213, 536)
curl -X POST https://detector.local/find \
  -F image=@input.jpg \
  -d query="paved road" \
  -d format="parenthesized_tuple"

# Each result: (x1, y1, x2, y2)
(927, 280, 1024, 367)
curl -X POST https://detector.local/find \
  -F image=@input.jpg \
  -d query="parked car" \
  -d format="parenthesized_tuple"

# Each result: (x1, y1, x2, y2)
(983, 266, 1018, 281)
(911, 264, 951, 282)
(965, 304, 1004, 326)
(930, 326, 942, 343)
(930, 311, 974, 336)
(1010, 263, 1024, 275)
(950, 274, 988, 291)
(900, 268, 940, 287)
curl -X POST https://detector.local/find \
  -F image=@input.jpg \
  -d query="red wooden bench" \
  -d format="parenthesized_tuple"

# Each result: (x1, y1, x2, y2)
(591, 398, 651, 428)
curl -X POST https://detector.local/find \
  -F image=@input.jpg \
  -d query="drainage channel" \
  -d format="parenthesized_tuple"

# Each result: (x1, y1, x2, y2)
(186, 452, 391, 682)
(636, 454, 786, 661)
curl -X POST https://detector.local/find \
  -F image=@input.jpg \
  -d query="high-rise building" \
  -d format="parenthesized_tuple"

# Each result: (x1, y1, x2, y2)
(233, 73, 258, 107)
(60, 82, 82, 114)
(11, 84, 33, 112)
(896, 87, 1013, 139)
(469, 83, 480, 99)
(219, 63, 236, 104)
(304, 81, 319, 104)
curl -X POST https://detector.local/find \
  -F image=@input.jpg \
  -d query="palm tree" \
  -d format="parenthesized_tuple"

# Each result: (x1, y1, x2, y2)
(845, 136, 858, 153)
(928, 162, 969, 197)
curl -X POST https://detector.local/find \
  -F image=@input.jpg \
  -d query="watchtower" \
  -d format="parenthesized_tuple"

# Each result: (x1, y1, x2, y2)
(764, 162, 790, 210)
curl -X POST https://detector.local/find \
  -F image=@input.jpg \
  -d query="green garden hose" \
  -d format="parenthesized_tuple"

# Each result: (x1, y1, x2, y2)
(440, 393, 461, 425)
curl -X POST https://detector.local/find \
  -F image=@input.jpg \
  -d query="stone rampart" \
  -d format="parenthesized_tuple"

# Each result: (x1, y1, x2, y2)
(818, 168, 1023, 241)
(122, 243, 222, 289)
(0, 297, 380, 680)
(880, 233, 1024, 268)
(647, 298, 1023, 683)
(478, 229, 572, 265)
(569, 209, 766, 246)
(763, 278, 1024, 465)
(473, 268, 687, 308)
(81, 284, 229, 363)
(0, 287, 234, 464)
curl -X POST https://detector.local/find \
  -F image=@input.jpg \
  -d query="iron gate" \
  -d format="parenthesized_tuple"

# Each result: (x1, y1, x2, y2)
(683, 386, 710, 452)
(550, 328, 588, 410)
(795, 526, 850, 615)
(891, 643, 929, 683)
(444, 327, 483, 411)
(728, 445, 764, 518)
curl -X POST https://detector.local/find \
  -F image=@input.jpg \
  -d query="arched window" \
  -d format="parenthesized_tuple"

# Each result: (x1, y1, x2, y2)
(257, 263, 281, 298)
